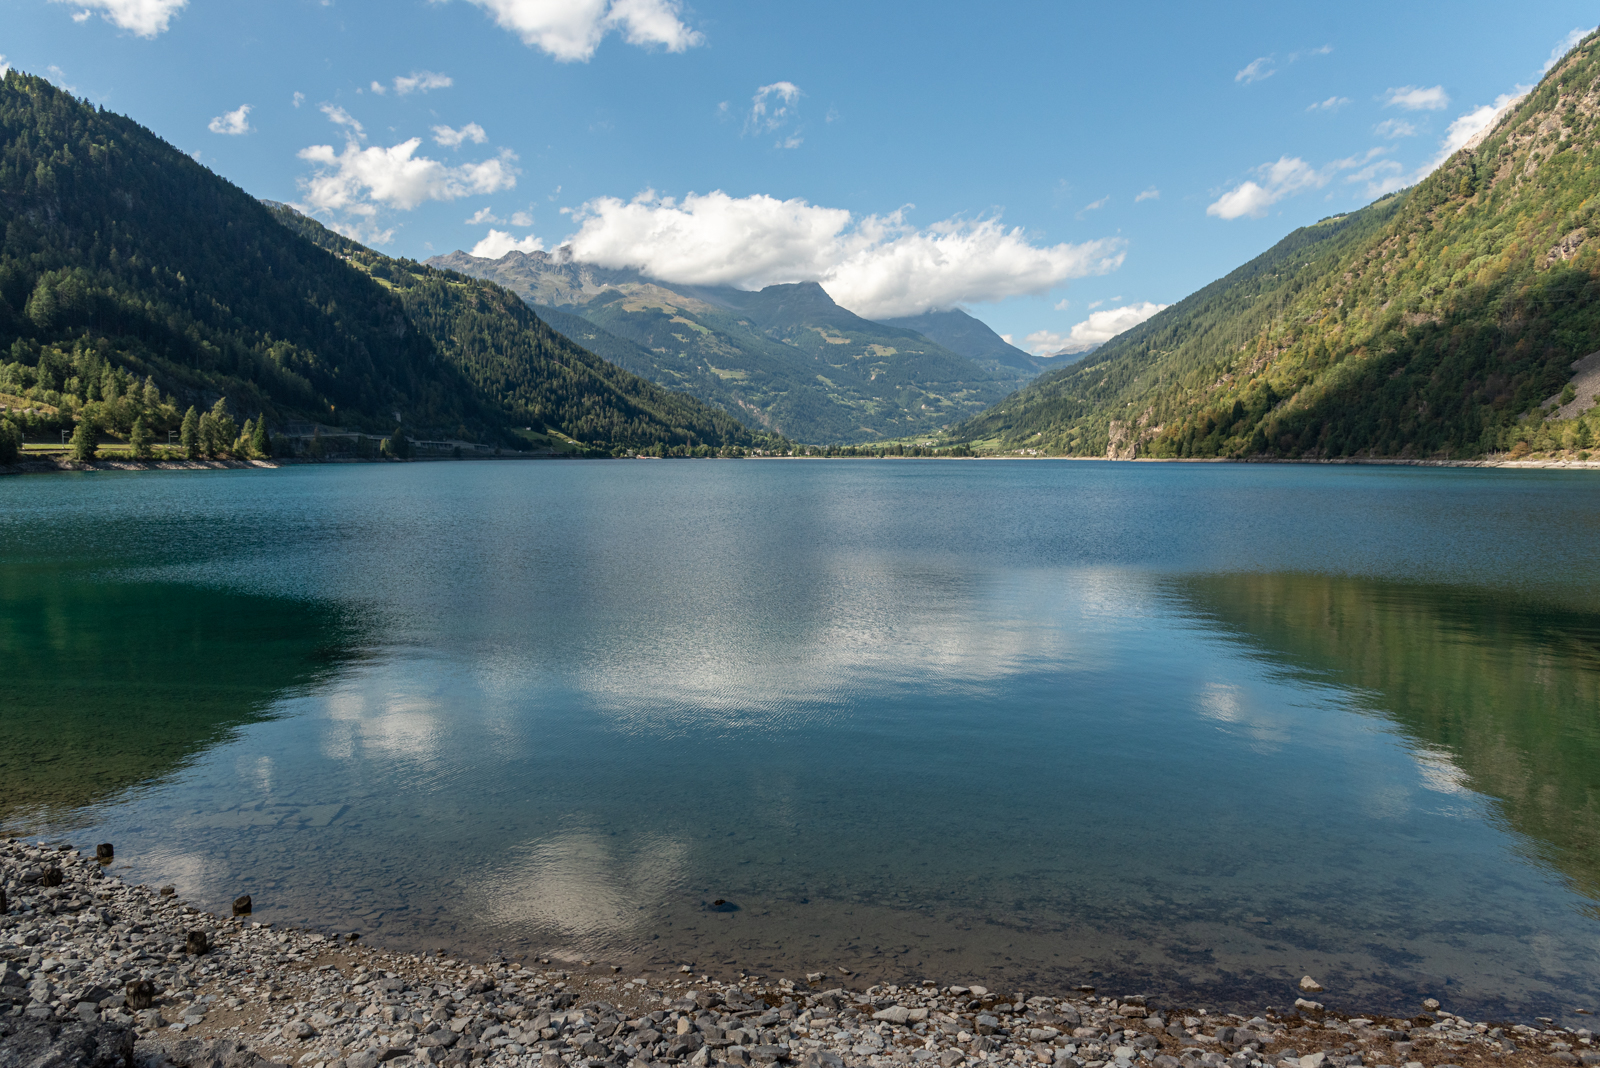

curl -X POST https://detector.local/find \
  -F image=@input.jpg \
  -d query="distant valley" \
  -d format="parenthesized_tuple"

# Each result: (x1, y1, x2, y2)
(426, 250, 1063, 444)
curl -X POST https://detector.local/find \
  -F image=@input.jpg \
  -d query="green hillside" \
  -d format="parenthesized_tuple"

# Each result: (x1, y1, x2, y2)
(427, 250, 1033, 444)
(879, 308, 1047, 375)
(958, 30, 1600, 461)
(0, 70, 756, 457)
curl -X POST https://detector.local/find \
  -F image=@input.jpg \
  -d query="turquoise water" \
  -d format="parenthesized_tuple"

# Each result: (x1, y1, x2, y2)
(5, 459, 1600, 1021)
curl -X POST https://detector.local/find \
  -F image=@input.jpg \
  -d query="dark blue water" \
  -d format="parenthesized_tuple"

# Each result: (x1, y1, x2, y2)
(5, 460, 1600, 1021)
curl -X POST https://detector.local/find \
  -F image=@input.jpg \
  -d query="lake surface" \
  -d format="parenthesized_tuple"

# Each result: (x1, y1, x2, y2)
(5, 459, 1600, 1022)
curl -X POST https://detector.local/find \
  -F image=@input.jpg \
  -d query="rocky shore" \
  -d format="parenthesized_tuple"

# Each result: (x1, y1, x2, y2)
(1, 841, 1588, 1068)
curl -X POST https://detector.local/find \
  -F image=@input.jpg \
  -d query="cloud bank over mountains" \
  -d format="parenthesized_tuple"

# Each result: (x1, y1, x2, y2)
(478, 190, 1125, 320)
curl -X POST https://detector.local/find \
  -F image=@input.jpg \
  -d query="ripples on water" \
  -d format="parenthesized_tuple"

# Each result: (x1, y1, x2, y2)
(3, 460, 1600, 1020)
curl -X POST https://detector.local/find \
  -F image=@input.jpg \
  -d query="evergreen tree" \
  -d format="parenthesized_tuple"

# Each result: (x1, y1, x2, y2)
(0, 417, 20, 464)
(129, 415, 153, 460)
(198, 410, 218, 456)
(180, 405, 200, 459)
(237, 417, 255, 456)
(251, 416, 271, 458)
(208, 399, 237, 457)
(69, 417, 96, 461)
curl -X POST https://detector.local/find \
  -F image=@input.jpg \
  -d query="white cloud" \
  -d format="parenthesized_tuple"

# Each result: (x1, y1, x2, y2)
(320, 103, 365, 138)
(1307, 96, 1349, 111)
(296, 106, 518, 241)
(748, 81, 800, 132)
(1384, 85, 1449, 111)
(433, 122, 489, 146)
(292, 91, 305, 108)
(53, 0, 185, 36)
(394, 70, 453, 95)
(1135, 187, 1159, 202)
(1078, 195, 1110, 217)
(0, 56, 9, 77)
(1345, 157, 1403, 196)
(466, 207, 501, 224)
(299, 139, 518, 214)
(1021, 302, 1169, 356)
(1374, 118, 1417, 139)
(375, 71, 454, 95)
(557, 190, 1125, 319)
(1425, 91, 1524, 171)
(72, 10, 90, 21)
(207, 104, 252, 136)
(1544, 27, 1594, 72)
(1207, 156, 1326, 219)
(472, 229, 546, 257)
(1053, 299, 1071, 311)
(448, 0, 702, 62)
(511, 210, 534, 226)
(1236, 56, 1274, 83)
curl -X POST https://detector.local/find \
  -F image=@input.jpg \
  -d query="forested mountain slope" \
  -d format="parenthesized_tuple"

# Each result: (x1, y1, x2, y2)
(0, 71, 754, 453)
(428, 249, 1030, 444)
(959, 30, 1600, 460)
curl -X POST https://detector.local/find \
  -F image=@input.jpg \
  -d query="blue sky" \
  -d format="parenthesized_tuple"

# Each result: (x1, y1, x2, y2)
(2, 0, 1595, 354)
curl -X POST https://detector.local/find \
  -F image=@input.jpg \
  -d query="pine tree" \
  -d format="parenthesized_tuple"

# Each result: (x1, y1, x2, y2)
(209, 398, 237, 457)
(142, 377, 161, 409)
(69, 417, 97, 462)
(238, 417, 255, 457)
(251, 416, 271, 458)
(180, 405, 200, 459)
(129, 415, 153, 460)
(0, 418, 21, 464)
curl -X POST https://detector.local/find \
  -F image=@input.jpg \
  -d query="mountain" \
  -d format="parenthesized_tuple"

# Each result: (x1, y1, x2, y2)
(426, 249, 1036, 444)
(0, 70, 757, 455)
(957, 30, 1600, 461)
(878, 308, 1044, 374)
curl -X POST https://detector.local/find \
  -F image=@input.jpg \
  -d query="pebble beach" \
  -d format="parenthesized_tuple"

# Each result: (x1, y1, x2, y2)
(1, 842, 1590, 1068)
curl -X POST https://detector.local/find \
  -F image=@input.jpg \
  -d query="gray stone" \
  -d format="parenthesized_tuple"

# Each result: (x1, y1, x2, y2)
(796, 1053, 843, 1068)
(0, 1019, 135, 1068)
(872, 1008, 911, 1026)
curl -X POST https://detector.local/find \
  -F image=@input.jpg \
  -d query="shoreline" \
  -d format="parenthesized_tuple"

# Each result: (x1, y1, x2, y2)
(1, 842, 1590, 1068)
(4, 455, 1600, 477)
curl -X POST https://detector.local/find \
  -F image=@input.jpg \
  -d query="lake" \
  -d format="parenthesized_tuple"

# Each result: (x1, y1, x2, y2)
(4, 459, 1600, 1022)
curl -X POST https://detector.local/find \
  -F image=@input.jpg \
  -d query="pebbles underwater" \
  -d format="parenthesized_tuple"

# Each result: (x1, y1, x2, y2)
(0, 841, 1590, 1068)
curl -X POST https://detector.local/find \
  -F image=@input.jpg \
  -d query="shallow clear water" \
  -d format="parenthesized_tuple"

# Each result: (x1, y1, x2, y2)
(5, 459, 1600, 1021)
